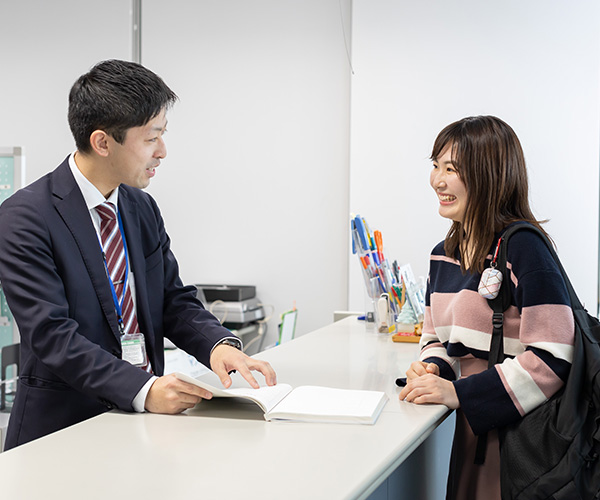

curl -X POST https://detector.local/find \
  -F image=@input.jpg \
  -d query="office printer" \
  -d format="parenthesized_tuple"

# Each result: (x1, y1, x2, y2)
(195, 284, 265, 330)
(163, 285, 267, 364)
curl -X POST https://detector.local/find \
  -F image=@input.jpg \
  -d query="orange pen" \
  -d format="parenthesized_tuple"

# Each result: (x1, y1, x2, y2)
(374, 230, 384, 263)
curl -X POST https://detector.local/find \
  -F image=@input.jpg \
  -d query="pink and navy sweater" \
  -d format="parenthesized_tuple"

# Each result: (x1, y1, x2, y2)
(420, 224, 575, 435)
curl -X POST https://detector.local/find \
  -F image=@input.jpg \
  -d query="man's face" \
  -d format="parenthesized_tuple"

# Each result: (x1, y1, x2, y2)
(107, 109, 168, 190)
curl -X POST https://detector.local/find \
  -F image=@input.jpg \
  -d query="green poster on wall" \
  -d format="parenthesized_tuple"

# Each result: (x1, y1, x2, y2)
(0, 149, 22, 351)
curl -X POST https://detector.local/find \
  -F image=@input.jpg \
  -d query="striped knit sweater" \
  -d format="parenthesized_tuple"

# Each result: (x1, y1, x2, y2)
(420, 223, 575, 435)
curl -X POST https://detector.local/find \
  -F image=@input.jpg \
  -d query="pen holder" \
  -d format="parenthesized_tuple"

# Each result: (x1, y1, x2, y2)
(362, 276, 384, 331)
(372, 285, 396, 335)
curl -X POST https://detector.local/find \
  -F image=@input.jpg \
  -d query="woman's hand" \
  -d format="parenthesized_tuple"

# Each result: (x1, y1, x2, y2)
(399, 372, 460, 409)
(405, 360, 440, 381)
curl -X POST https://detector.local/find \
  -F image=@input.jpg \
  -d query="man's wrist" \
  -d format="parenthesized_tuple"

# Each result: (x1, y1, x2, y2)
(218, 338, 242, 349)
(135, 376, 158, 412)
(210, 336, 243, 357)
(211, 337, 244, 376)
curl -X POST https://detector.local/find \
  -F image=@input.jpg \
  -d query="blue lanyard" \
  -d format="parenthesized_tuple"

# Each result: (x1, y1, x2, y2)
(98, 209, 130, 335)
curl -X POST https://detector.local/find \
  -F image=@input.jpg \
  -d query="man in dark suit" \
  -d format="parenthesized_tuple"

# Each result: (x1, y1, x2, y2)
(0, 60, 276, 450)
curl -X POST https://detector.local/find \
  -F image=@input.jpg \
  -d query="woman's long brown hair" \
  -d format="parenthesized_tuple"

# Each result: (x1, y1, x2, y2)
(431, 116, 548, 273)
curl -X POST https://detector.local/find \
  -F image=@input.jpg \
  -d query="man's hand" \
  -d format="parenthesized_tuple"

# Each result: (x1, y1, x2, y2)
(210, 344, 277, 389)
(145, 373, 213, 414)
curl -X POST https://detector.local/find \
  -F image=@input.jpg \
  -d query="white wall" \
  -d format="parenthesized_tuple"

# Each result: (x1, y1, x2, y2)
(141, 0, 352, 343)
(349, 0, 600, 313)
(2, 1, 599, 347)
(0, 1, 353, 346)
(0, 0, 132, 179)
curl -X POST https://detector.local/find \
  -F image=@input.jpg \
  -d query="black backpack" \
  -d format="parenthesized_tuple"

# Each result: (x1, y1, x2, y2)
(485, 223, 600, 499)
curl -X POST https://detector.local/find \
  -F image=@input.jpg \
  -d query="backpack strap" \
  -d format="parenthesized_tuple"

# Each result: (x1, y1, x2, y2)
(487, 225, 514, 366)
(474, 272, 509, 464)
(475, 223, 540, 464)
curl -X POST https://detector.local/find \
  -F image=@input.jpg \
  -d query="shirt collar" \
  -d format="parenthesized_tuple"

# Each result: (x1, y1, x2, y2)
(69, 152, 119, 209)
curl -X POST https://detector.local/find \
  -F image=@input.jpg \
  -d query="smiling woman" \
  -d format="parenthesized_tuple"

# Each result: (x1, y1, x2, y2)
(399, 116, 575, 500)
(429, 116, 542, 273)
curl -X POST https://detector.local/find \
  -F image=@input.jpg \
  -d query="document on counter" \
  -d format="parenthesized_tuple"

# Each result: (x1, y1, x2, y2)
(174, 372, 388, 425)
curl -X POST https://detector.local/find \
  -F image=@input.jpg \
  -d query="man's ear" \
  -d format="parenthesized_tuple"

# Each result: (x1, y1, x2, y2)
(89, 130, 110, 157)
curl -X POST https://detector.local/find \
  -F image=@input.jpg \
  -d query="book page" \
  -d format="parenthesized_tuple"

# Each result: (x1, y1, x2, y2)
(224, 385, 293, 413)
(268, 386, 388, 424)
(174, 372, 292, 413)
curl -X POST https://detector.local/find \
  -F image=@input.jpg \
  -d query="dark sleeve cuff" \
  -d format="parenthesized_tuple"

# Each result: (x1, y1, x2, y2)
(453, 369, 521, 435)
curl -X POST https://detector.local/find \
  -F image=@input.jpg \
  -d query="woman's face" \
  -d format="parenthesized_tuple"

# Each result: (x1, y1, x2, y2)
(430, 145, 468, 224)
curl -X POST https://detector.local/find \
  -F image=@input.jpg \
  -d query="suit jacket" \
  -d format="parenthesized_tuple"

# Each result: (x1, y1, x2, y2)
(0, 158, 233, 449)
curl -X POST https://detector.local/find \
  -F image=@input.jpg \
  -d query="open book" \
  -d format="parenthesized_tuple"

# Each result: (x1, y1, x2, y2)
(175, 372, 388, 425)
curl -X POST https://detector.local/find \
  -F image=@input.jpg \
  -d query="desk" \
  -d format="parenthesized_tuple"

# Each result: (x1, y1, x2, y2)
(0, 316, 451, 499)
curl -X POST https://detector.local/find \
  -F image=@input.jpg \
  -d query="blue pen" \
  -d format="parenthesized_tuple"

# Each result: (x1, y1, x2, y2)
(354, 216, 369, 252)
(373, 252, 381, 267)
(355, 216, 379, 273)
(351, 224, 376, 293)
(354, 216, 378, 276)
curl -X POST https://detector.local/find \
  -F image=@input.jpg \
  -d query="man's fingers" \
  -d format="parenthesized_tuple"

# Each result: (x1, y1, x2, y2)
(238, 365, 260, 389)
(179, 382, 213, 401)
(146, 375, 214, 414)
(247, 359, 277, 386)
(211, 364, 233, 388)
(209, 344, 279, 389)
(211, 362, 233, 389)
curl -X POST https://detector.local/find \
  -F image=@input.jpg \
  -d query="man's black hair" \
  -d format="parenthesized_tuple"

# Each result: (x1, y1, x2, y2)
(68, 59, 178, 153)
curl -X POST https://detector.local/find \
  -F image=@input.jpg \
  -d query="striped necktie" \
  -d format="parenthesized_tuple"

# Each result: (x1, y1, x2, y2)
(96, 202, 140, 335)
(96, 203, 152, 373)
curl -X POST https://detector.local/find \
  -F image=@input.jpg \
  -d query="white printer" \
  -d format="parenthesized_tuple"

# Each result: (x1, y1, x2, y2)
(195, 284, 265, 329)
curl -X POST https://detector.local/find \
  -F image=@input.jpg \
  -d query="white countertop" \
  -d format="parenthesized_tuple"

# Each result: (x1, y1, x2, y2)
(0, 317, 450, 500)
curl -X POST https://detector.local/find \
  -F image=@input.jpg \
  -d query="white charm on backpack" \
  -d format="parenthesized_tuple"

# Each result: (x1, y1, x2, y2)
(478, 266, 503, 299)
(478, 236, 503, 300)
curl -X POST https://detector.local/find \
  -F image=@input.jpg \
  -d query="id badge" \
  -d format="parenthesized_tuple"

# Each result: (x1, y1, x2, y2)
(120, 333, 147, 367)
